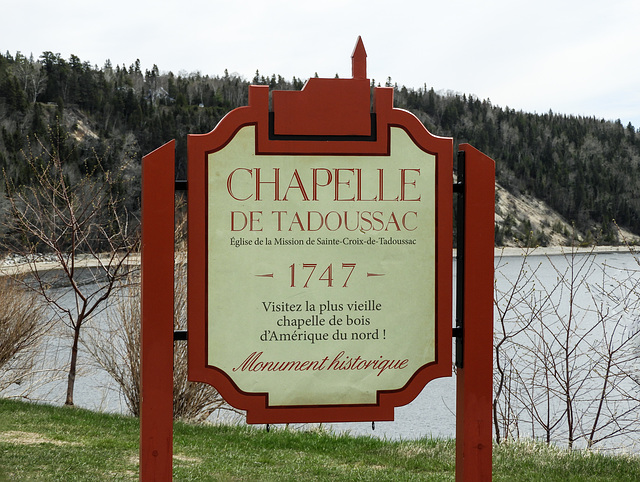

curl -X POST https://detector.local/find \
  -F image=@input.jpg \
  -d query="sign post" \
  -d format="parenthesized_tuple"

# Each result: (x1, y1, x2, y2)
(140, 140, 175, 481)
(456, 144, 495, 481)
(140, 38, 495, 480)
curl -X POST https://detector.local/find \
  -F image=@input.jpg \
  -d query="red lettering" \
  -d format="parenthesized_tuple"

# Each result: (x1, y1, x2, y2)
(256, 168, 280, 201)
(400, 169, 421, 201)
(334, 169, 355, 201)
(283, 169, 310, 201)
(312, 168, 332, 201)
(230, 211, 247, 231)
(227, 168, 252, 201)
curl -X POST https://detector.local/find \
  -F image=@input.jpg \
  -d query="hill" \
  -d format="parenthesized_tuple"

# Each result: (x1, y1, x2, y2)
(2, 51, 640, 247)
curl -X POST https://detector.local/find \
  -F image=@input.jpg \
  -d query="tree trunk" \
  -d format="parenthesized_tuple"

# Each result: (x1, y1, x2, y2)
(65, 323, 82, 406)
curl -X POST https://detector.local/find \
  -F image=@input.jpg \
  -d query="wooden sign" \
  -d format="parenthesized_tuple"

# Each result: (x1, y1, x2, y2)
(186, 38, 453, 423)
(141, 38, 494, 480)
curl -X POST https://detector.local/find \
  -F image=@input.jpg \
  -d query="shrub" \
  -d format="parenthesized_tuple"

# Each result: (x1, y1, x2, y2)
(0, 276, 47, 390)
(86, 254, 236, 421)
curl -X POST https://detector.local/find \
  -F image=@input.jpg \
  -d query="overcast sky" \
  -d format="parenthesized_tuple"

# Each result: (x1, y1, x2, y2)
(4, 0, 640, 128)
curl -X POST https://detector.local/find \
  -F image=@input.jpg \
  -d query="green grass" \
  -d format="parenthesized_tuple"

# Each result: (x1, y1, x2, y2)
(1, 398, 639, 481)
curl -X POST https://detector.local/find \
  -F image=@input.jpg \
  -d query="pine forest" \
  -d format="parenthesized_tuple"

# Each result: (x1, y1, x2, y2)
(2, 50, 640, 248)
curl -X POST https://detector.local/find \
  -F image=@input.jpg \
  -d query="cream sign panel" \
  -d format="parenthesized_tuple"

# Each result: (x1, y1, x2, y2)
(207, 125, 436, 406)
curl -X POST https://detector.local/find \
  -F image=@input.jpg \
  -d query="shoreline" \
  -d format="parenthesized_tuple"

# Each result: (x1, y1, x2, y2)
(490, 245, 637, 257)
(1, 246, 637, 277)
(0, 253, 141, 277)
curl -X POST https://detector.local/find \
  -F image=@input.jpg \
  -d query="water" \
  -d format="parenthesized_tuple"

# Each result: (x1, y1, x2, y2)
(4, 250, 639, 451)
(2, 283, 128, 413)
(331, 250, 640, 446)
(490, 250, 640, 452)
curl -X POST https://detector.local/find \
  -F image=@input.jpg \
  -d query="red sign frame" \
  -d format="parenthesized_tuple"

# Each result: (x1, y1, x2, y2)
(186, 39, 453, 424)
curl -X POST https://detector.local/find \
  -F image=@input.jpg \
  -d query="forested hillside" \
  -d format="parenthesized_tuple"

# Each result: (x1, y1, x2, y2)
(2, 50, 640, 246)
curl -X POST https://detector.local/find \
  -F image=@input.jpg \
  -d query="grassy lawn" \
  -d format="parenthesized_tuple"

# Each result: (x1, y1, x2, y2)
(1, 398, 639, 481)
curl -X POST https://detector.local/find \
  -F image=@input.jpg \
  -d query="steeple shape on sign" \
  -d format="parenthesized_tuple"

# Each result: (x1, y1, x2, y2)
(270, 37, 372, 137)
(352, 36, 367, 80)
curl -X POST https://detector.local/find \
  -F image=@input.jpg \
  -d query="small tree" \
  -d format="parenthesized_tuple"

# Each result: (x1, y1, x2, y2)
(86, 252, 234, 421)
(0, 276, 48, 391)
(86, 204, 234, 421)
(3, 128, 138, 406)
(13, 52, 48, 103)
(493, 243, 640, 450)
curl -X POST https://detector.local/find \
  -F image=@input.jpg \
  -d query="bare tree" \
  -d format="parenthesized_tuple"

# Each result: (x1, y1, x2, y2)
(13, 53, 48, 104)
(0, 275, 49, 390)
(493, 247, 536, 442)
(493, 243, 640, 451)
(2, 128, 138, 406)
(86, 250, 235, 421)
(581, 254, 640, 447)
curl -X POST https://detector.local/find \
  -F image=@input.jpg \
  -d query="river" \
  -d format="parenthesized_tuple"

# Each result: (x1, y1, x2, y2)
(3, 249, 639, 452)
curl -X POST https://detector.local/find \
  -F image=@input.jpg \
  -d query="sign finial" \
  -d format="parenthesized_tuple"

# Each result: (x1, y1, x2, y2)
(352, 36, 367, 79)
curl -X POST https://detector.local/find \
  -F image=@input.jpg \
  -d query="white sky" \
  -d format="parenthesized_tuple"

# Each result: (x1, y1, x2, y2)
(4, 0, 640, 129)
